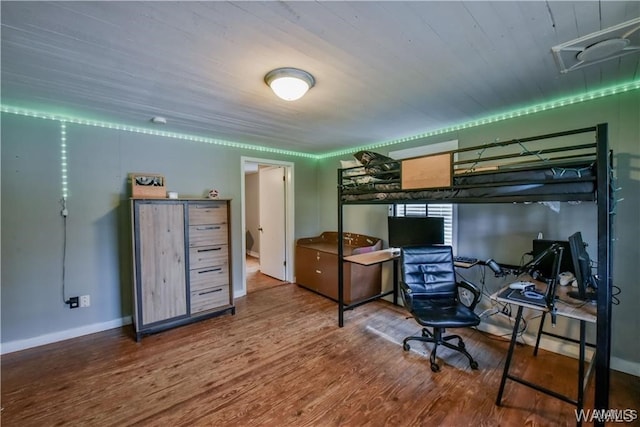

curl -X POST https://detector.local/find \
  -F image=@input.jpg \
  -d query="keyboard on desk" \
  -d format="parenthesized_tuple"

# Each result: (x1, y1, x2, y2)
(453, 256, 479, 267)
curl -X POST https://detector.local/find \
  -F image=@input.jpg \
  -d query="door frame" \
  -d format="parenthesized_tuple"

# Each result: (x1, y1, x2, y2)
(239, 156, 295, 297)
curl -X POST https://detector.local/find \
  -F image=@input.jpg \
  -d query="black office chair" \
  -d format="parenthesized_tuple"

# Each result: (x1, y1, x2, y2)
(400, 245, 481, 372)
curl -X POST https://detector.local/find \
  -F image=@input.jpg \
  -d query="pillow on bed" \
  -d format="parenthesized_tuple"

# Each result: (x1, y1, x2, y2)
(340, 159, 365, 176)
(340, 159, 373, 184)
(340, 159, 362, 168)
(353, 150, 400, 180)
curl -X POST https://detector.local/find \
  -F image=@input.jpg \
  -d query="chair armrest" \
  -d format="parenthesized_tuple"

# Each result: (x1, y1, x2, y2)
(399, 281, 414, 310)
(457, 280, 481, 311)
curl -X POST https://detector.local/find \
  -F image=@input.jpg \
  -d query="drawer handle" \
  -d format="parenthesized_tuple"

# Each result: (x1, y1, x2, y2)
(199, 288, 223, 295)
(198, 268, 223, 274)
(195, 205, 220, 209)
(315, 270, 322, 274)
(195, 226, 221, 231)
(197, 247, 222, 252)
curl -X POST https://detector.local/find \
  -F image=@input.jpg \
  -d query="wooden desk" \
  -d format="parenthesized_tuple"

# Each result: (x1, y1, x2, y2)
(342, 248, 400, 308)
(343, 248, 399, 266)
(492, 278, 597, 425)
(342, 248, 476, 308)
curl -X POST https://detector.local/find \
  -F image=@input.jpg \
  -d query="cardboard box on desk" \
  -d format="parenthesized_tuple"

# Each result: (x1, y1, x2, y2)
(129, 173, 166, 198)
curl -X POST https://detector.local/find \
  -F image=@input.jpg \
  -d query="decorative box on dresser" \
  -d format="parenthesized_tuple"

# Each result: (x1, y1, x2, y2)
(131, 198, 234, 341)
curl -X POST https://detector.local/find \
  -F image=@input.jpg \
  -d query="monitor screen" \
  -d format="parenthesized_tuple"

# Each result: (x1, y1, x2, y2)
(567, 231, 597, 301)
(531, 239, 574, 281)
(388, 216, 444, 248)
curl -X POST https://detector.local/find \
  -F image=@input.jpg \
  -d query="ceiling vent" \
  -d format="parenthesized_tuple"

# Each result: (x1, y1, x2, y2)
(552, 17, 640, 73)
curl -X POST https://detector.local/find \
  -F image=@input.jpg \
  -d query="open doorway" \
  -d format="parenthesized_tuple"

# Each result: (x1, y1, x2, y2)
(240, 157, 295, 297)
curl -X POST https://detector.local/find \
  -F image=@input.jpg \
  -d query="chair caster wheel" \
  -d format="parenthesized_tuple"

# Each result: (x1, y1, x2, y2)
(430, 363, 440, 372)
(470, 361, 479, 370)
(403, 342, 410, 351)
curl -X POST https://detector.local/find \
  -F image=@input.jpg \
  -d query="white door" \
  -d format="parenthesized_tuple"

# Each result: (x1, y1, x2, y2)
(258, 166, 286, 280)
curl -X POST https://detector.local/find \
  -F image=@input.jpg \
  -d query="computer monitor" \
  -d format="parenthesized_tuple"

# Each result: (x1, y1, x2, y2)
(388, 216, 444, 248)
(567, 232, 597, 301)
(531, 239, 573, 281)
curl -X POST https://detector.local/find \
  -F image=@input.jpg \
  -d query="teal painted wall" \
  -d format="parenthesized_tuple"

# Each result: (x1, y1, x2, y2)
(1, 114, 319, 344)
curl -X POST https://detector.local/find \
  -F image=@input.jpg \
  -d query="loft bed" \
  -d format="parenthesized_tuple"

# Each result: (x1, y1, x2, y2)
(336, 123, 613, 415)
(340, 127, 600, 204)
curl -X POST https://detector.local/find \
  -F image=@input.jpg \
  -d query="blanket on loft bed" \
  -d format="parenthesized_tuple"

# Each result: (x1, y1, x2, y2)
(340, 149, 596, 202)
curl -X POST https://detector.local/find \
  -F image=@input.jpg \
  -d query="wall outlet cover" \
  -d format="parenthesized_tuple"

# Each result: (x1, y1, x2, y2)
(80, 295, 90, 308)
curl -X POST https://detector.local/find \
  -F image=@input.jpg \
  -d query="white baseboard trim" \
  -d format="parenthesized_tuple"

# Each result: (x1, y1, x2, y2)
(477, 322, 639, 377)
(0, 316, 132, 355)
(246, 250, 259, 258)
(611, 356, 640, 377)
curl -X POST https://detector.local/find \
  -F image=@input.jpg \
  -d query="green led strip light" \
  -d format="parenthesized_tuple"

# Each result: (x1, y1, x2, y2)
(0, 106, 316, 159)
(60, 122, 68, 199)
(1, 79, 638, 161)
(318, 80, 640, 159)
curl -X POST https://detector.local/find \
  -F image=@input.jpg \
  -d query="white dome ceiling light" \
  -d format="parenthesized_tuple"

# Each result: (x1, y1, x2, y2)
(264, 67, 315, 101)
(552, 17, 640, 73)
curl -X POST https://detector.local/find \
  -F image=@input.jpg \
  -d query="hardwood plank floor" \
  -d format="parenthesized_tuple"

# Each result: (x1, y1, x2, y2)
(2, 284, 638, 426)
(246, 255, 287, 294)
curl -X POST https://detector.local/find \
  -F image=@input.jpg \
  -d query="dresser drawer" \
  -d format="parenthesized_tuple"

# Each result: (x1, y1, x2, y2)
(189, 224, 228, 247)
(188, 203, 227, 226)
(189, 245, 228, 270)
(191, 285, 229, 314)
(190, 264, 229, 291)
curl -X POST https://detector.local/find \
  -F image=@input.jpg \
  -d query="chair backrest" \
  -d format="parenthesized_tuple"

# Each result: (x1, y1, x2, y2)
(401, 245, 456, 299)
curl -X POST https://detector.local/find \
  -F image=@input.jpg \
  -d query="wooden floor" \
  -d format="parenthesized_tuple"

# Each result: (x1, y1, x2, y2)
(2, 283, 638, 426)
(246, 255, 287, 294)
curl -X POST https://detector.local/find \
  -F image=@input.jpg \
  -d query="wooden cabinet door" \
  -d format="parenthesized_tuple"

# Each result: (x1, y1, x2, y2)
(136, 202, 187, 325)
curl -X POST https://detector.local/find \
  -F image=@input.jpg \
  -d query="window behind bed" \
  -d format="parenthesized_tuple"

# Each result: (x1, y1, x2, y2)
(388, 141, 458, 249)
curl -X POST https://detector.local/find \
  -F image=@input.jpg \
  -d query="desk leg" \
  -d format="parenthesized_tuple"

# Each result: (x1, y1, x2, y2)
(496, 305, 524, 406)
(577, 320, 586, 414)
(393, 258, 398, 306)
(534, 311, 546, 356)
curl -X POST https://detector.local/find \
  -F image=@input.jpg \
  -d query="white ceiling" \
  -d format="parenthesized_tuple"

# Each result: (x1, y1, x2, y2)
(1, 1, 639, 154)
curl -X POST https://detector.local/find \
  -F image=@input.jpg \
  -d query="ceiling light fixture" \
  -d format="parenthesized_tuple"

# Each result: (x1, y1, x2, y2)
(264, 67, 315, 101)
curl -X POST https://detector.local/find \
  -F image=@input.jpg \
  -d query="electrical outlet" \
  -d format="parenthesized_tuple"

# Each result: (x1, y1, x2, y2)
(68, 297, 79, 309)
(501, 305, 511, 318)
(80, 295, 90, 308)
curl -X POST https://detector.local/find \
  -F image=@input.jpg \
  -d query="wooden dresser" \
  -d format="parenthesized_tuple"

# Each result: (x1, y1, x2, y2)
(131, 198, 234, 341)
(295, 232, 382, 304)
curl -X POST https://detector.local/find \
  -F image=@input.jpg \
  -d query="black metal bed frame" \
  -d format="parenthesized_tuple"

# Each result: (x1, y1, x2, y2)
(336, 123, 613, 422)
